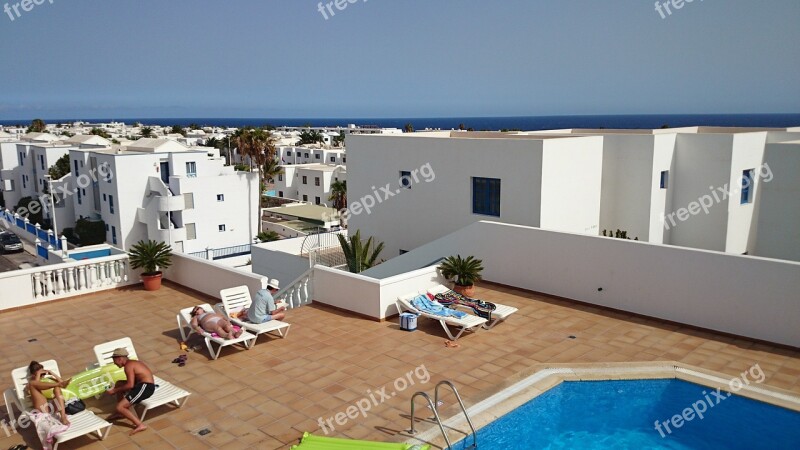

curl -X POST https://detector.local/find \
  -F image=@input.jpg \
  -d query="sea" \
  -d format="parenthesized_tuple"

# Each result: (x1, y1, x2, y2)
(1, 114, 799, 131)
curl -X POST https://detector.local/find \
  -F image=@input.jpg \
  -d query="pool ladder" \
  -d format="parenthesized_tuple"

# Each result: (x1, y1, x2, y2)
(410, 380, 477, 450)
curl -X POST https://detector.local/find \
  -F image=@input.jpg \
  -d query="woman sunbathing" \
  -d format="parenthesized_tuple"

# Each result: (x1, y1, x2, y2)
(189, 306, 243, 339)
(27, 361, 71, 426)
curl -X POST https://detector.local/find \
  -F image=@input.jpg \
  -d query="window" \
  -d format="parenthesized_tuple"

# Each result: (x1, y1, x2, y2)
(22, 175, 26, 189)
(186, 223, 196, 240)
(103, 193, 107, 201)
(400, 171, 412, 189)
(184, 192, 194, 209)
(741, 169, 755, 204)
(302, 194, 308, 202)
(315, 177, 320, 186)
(315, 196, 321, 205)
(278, 191, 283, 197)
(315, 154, 320, 159)
(73, 160, 79, 176)
(186, 161, 197, 177)
(82, 188, 86, 196)
(40, 155, 45, 170)
(278, 174, 283, 182)
(77, 188, 81, 204)
(302, 176, 307, 184)
(400, 249, 408, 255)
(286, 151, 292, 156)
(19, 152, 23, 166)
(304, 153, 309, 158)
(111, 226, 117, 245)
(218, 224, 226, 232)
(330, 156, 336, 162)
(109, 195, 114, 213)
(214, 194, 224, 202)
(660, 171, 669, 189)
(472, 177, 501, 217)
(343, 157, 346, 163)
(105, 224, 109, 231)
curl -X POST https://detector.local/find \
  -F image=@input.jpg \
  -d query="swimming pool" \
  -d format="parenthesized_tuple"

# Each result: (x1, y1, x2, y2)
(453, 379, 800, 449)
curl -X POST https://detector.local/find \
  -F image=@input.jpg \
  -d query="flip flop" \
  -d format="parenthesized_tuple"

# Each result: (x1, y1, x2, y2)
(444, 340, 460, 348)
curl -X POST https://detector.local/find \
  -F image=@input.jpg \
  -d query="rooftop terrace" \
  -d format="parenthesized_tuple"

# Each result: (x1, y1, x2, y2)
(1, 281, 798, 449)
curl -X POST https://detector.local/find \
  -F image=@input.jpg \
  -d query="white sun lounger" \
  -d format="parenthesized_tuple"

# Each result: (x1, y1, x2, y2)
(427, 285, 518, 330)
(93, 337, 191, 420)
(177, 303, 258, 360)
(396, 293, 487, 340)
(219, 286, 291, 342)
(4, 360, 111, 450)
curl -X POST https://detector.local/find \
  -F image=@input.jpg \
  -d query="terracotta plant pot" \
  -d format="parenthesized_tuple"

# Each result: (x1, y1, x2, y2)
(141, 272, 163, 291)
(453, 284, 475, 298)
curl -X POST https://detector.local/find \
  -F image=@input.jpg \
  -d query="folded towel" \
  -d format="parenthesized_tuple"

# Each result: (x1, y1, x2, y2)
(29, 410, 69, 450)
(411, 295, 467, 319)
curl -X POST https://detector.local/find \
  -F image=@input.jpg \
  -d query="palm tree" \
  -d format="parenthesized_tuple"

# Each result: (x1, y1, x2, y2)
(140, 127, 154, 138)
(329, 180, 347, 211)
(262, 157, 283, 184)
(403, 123, 414, 133)
(297, 130, 324, 146)
(337, 230, 384, 274)
(27, 118, 46, 133)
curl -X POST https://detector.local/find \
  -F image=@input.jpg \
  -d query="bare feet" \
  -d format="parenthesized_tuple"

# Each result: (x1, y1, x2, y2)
(129, 423, 148, 435)
(60, 415, 71, 426)
(233, 328, 243, 338)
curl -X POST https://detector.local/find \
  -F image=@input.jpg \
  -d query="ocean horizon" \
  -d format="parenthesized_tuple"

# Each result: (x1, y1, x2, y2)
(1, 113, 799, 131)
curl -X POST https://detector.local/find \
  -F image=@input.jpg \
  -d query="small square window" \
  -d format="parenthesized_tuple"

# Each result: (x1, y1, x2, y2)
(278, 191, 283, 197)
(278, 174, 283, 181)
(304, 153, 309, 158)
(218, 224, 226, 232)
(286, 151, 292, 156)
(302, 176, 307, 184)
(315, 177, 320, 186)
(741, 169, 755, 204)
(660, 171, 669, 189)
(330, 156, 336, 162)
(315, 154, 320, 159)
(302, 195, 308, 202)
(315, 196, 321, 205)
(217, 194, 224, 201)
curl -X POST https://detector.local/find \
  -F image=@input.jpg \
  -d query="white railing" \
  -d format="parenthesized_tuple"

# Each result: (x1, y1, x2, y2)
(0, 254, 137, 311)
(275, 267, 314, 309)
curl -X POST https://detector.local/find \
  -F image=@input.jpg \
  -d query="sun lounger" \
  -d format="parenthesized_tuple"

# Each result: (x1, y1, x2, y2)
(396, 293, 487, 340)
(5, 360, 111, 450)
(93, 337, 191, 420)
(428, 285, 518, 330)
(177, 303, 258, 360)
(219, 286, 291, 342)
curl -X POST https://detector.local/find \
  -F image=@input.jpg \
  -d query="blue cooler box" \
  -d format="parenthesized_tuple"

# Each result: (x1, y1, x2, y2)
(400, 312, 418, 331)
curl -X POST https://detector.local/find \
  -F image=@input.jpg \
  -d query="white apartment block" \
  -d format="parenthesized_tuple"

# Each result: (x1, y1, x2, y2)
(347, 127, 800, 259)
(69, 138, 259, 253)
(273, 163, 346, 207)
(276, 146, 346, 166)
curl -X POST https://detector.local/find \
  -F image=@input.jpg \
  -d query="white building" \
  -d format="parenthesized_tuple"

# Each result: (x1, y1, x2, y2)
(346, 127, 800, 258)
(69, 138, 260, 253)
(273, 163, 346, 206)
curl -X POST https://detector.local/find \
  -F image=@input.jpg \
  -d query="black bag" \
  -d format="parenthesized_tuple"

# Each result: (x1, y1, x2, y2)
(64, 398, 85, 415)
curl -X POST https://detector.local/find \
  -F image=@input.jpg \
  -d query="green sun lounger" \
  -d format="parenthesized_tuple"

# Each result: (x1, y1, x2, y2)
(291, 432, 431, 450)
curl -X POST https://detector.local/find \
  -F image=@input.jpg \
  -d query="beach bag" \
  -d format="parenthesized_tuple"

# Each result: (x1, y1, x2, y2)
(65, 398, 85, 415)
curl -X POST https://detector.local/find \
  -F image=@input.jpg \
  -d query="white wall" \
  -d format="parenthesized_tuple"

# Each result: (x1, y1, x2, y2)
(726, 132, 767, 254)
(313, 266, 382, 318)
(753, 143, 800, 261)
(251, 239, 310, 292)
(348, 134, 545, 257)
(668, 134, 733, 251)
(360, 221, 800, 347)
(649, 134, 677, 244)
(162, 253, 266, 301)
(540, 136, 604, 235)
(599, 135, 655, 241)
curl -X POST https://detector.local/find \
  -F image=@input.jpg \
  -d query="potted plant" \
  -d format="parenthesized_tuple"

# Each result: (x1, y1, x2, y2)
(128, 240, 173, 291)
(439, 254, 484, 297)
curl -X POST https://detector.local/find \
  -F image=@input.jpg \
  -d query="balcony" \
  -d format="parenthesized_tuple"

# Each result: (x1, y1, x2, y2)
(158, 194, 186, 212)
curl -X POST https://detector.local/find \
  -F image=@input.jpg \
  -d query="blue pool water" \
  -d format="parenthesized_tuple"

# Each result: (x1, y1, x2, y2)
(453, 379, 800, 449)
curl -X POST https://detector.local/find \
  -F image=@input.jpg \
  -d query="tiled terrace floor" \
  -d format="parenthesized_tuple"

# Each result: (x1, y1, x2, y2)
(1, 281, 799, 449)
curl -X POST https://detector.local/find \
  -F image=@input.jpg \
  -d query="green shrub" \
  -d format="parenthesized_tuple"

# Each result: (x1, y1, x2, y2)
(74, 218, 106, 245)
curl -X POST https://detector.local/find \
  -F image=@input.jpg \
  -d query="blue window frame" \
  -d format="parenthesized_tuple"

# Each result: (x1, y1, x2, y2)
(186, 161, 197, 177)
(472, 177, 501, 217)
(77, 188, 82, 204)
(660, 170, 669, 189)
(40, 155, 45, 170)
(741, 169, 755, 204)
(400, 171, 412, 189)
(109, 195, 114, 213)
(73, 160, 79, 177)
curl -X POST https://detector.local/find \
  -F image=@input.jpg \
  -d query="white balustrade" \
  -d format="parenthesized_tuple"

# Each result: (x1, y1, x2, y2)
(275, 268, 314, 310)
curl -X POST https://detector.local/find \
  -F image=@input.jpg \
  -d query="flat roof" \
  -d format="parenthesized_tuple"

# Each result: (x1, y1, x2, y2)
(264, 203, 339, 223)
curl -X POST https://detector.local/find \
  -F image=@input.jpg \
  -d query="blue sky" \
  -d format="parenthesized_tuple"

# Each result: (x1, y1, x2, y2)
(0, 0, 798, 119)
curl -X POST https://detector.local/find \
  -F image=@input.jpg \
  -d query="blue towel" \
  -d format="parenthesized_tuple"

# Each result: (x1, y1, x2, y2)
(411, 295, 467, 319)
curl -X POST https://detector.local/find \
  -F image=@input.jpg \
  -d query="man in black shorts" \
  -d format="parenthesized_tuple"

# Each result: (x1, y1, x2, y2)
(106, 348, 156, 435)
